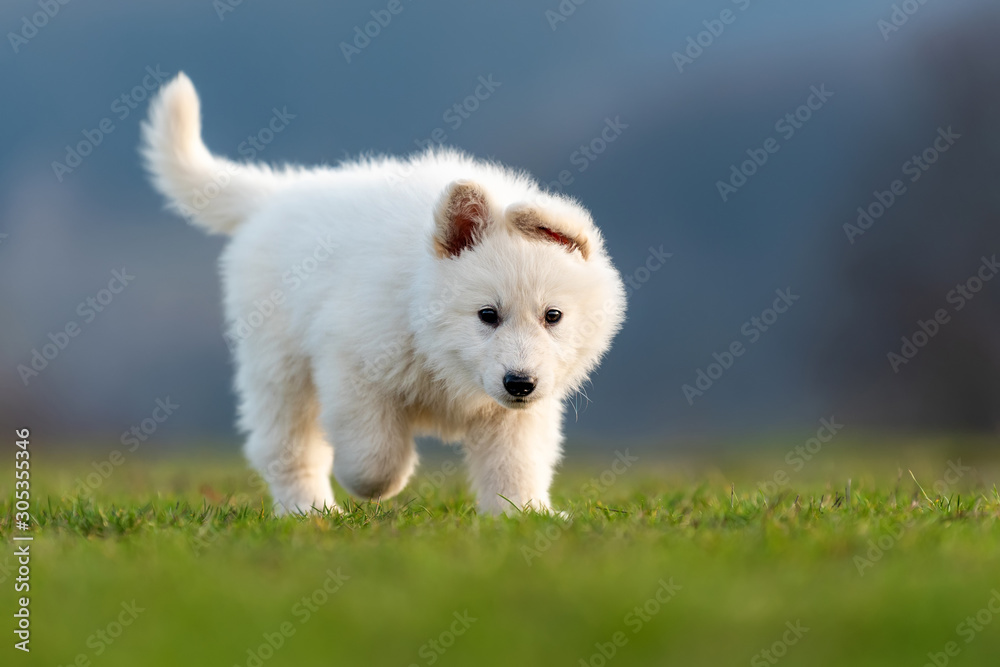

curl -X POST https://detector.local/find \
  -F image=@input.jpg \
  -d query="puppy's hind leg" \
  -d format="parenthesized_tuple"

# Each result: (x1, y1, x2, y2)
(238, 355, 337, 515)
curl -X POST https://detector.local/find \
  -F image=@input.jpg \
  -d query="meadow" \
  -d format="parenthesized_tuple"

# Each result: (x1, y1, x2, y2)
(3, 435, 1000, 666)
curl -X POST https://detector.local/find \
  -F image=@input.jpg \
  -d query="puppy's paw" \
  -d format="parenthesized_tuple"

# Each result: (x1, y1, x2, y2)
(273, 499, 342, 517)
(271, 478, 338, 517)
(531, 505, 570, 521)
(490, 497, 569, 520)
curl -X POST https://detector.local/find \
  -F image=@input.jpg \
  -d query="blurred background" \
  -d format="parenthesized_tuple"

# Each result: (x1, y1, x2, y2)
(2, 0, 1000, 449)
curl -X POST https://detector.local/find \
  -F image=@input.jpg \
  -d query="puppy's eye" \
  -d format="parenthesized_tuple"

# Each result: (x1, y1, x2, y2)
(544, 309, 562, 324)
(478, 307, 499, 325)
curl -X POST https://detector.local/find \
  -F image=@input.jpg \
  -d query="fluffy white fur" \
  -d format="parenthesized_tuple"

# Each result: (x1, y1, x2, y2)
(141, 73, 626, 515)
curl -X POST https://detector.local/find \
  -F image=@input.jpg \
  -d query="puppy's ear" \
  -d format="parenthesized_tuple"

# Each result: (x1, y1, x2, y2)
(507, 204, 591, 260)
(433, 180, 494, 258)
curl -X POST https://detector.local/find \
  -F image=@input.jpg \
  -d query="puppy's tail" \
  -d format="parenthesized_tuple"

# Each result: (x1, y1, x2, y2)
(141, 72, 283, 235)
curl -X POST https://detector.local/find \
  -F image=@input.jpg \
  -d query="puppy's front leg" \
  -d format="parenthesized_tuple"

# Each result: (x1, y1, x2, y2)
(464, 407, 564, 515)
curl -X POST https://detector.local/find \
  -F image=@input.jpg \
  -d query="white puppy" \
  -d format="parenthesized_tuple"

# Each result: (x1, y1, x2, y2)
(141, 73, 626, 515)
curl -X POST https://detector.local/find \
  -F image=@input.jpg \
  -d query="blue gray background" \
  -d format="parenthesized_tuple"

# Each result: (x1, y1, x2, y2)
(2, 0, 1000, 449)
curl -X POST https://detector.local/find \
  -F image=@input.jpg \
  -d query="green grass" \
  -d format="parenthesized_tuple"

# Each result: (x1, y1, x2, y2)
(3, 440, 1000, 666)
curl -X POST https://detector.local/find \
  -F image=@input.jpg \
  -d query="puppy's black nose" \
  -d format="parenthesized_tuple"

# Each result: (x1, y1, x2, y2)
(503, 372, 536, 397)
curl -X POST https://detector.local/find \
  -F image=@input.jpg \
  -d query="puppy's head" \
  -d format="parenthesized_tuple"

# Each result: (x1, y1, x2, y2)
(419, 180, 626, 410)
